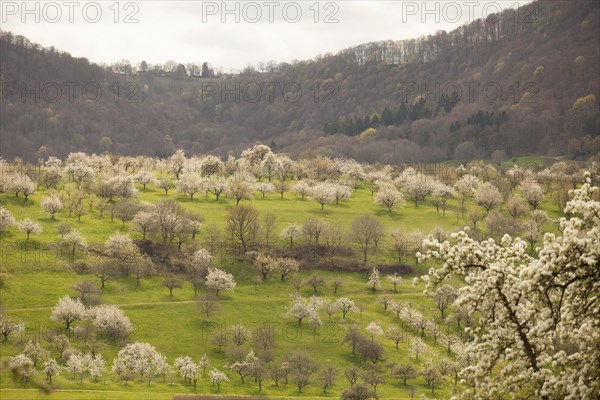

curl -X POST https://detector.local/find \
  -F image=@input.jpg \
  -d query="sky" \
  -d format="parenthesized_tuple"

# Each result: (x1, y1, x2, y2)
(1, 1, 533, 71)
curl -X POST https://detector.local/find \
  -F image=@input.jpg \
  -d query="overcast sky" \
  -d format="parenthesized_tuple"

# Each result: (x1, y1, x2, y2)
(1, 1, 533, 71)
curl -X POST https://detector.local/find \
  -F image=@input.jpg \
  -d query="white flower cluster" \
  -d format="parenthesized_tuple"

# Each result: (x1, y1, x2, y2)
(419, 174, 600, 399)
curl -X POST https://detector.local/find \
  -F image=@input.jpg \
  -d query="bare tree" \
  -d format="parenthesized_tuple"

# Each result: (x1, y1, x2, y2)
(291, 276, 304, 292)
(319, 366, 338, 393)
(262, 213, 277, 246)
(204, 223, 223, 254)
(212, 333, 227, 352)
(340, 384, 377, 400)
(468, 208, 483, 228)
(114, 200, 140, 228)
(344, 367, 360, 387)
(352, 216, 384, 262)
(226, 205, 260, 253)
(91, 261, 116, 288)
(386, 326, 404, 349)
(163, 276, 182, 297)
(362, 368, 385, 394)
(422, 367, 442, 394)
(70, 280, 100, 302)
(431, 285, 458, 318)
(306, 275, 325, 294)
(157, 177, 176, 195)
(197, 293, 220, 320)
(302, 218, 328, 247)
(393, 364, 417, 386)
(332, 279, 342, 294)
(286, 352, 318, 393)
(342, 325, 363, 355)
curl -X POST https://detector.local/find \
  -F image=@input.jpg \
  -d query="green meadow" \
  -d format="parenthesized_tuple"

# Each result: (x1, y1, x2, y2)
(0, 173, 563, 399)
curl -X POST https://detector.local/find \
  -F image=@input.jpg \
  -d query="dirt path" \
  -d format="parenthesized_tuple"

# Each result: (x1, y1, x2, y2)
(6, 300, 199, 312)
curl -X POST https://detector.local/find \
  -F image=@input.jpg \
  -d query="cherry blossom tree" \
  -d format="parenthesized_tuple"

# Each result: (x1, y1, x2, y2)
(208, 368, 229, 390)
(88, 354, 106, 382)
(430, 182, 456, 215)
(60, 229, 87, 258)
(23, 340, 49, 367)
(0, 316, 25, 342)
(205, 268, 236, 296)
(387, 273, 402, 293)
(43, 358, 60, 383)
(365, 322, 383, 341)
(310, 183, 336, 210)
(280, 223, 302, 246)
(89, 305, 133, 342)
(66, 353, 88, 383)
(279, 257, 300, 280)
(50, 296, 86, 329)
(386, 326, 404, 349)
(520, 180, 545, 209)
(367, 267, 381, 291)
(330, 183, 352, 205)
(205, 177, 227, 201)
(0, 207, 16, 233)
(335, 297, 357, 319)
(10, 353, 34, 384)
(17, 218, 42, 241)
(507, 194, 530, 220)
(41, 195, 63, 219)
(254, 254, 275, 280)
(177, 173, 204, 200)
(134, 169, 156, 190)
(255, 182, 275, 199)
(190, 248, 213, 287)
(168, 150, 186, 180)
(11, 173, 37, 201)
(409, 337, 426, 361)
(475, 182, 503, 213)
(396, 169, 435, 207)
(374, 184, 404, 212)
(418, 174, 600, 400)
(112, 342, 164, 381)
(292, 180, 312, 199)
(227, 179, 254, 205)
(285, 293, 321, 325)
(131, 210, 156, 239)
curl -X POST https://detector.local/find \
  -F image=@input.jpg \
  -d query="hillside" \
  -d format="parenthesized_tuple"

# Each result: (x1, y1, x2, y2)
(0, 0, 599, 162)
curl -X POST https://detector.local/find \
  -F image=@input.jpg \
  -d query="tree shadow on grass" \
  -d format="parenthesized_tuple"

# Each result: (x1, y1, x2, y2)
(373, 209, 403, 220)
(1, 195, 36, 208)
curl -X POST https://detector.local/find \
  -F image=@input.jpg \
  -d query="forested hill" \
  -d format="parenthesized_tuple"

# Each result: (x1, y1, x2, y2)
(1, 0, 599, 163)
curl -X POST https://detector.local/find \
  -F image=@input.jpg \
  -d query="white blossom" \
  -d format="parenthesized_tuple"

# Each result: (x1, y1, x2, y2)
(205, 268, 236, 296)
(50, 296, 86, 329)
(419, 175, 600, 399)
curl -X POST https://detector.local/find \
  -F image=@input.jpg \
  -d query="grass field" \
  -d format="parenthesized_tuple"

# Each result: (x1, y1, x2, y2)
(0, 175, 564, 399)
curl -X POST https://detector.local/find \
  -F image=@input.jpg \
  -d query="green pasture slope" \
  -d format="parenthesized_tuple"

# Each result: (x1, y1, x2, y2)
(0, 175, 563, 399)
